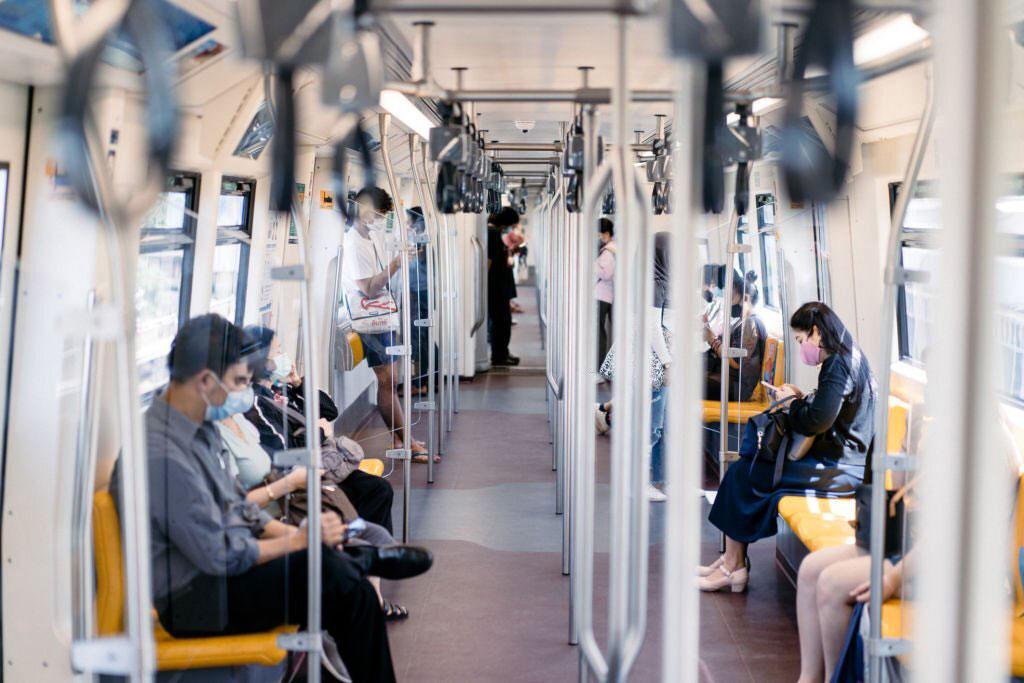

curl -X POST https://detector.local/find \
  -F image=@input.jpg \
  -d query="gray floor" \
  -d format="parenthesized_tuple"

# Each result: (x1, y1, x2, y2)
(371, 286, 802, 682)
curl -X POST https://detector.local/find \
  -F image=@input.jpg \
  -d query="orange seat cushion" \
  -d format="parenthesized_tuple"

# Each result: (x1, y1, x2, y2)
(358, 458, 385, 476)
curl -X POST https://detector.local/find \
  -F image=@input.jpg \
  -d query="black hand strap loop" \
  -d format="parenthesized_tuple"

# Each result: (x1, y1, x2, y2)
(58, 0, 179, 215)
(270, 65, 297, 213)
(702, 60, 725, 215)
(780, 0, 858, 204)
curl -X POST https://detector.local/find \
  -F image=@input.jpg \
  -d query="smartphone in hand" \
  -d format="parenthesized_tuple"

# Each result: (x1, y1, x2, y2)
(762, 381, 782, 402)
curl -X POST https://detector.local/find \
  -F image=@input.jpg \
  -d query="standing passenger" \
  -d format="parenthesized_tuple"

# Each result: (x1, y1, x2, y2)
(488, 207, 520, 366)
(595, 218, 616, 366)
(342, 187, 432, 461)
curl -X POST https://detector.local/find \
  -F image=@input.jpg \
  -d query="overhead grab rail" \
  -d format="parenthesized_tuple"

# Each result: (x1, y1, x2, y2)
(50, 0, 178, 676)
(379, 113, 416, 542)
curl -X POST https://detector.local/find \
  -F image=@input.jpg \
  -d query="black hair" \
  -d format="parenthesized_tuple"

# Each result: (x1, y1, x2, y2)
(598, 217, 614, 237)
(355, 186, 393, 214)
(789, 301, 852, 356)
(790, 301, 874, 400)
(167, 314, 246, 382)
(242, 325, 276, 380)
(734, 270, 760, 306)
(494, 206, 520, 228)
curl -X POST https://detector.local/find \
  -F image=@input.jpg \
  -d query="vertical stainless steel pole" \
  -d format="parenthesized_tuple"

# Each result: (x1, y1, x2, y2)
(424, 160, 448, 456)
(575, 159, 614, 683)
(72, 290, 99, 644)
(411, 137, 438, 481)
(866, 81, 933, 683)
(662, 60, 705, 683)
(607, 17, 654, 682)
(379, 114, 414, 543)
(327, 245, 344, 399)
(913, 1, 1010, 680)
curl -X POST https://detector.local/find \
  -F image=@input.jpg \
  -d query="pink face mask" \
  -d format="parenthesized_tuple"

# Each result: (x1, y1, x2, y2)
(799, 339, 823, 366)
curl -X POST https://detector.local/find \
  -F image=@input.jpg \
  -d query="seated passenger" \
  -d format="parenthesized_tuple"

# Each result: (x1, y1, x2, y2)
(703, 270, 765, 402)
(701, 302, 875, 592)
(109, 314, 432, 682)
(796, 412, 1022, 682)
(343, 187, 433, 460)
(217, 400, 412, 622)
(242, 326, 395, 533)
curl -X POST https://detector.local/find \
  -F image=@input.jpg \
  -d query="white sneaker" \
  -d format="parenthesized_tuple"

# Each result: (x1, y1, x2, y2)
(647, 485, 667, 502)
(595, 404, 610, 435)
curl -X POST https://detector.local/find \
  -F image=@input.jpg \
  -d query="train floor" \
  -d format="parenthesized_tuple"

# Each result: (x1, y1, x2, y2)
(360, 287, 803, 682)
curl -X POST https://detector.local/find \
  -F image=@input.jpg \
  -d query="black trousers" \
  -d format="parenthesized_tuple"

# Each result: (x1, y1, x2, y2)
(161, 549, 395, 683)
(340, 469, 395, 534)
(597, 300, 613, 366)
(489, 294, 513, 362)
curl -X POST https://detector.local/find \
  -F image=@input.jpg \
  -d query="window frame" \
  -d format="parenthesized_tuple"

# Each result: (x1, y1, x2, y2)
(755, 193, 781, 311)
(214, 177, 256, 326)
(889, 181, 939, 365)
(138, 171, 200, 328)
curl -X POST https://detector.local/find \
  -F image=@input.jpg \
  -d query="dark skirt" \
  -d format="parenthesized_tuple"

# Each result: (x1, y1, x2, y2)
(708, 449, 864, 544)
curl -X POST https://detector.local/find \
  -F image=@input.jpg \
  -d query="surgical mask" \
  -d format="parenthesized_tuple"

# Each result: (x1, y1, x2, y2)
(800, 339, 824, 366)
(271, 353, 293, 381)
(703, 290, 714, 303)
(731, 303, 743, 318)
(203, 378, 255, 422)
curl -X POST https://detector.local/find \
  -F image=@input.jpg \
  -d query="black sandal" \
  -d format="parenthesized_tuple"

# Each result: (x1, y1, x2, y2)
(382, 599, 409, 621)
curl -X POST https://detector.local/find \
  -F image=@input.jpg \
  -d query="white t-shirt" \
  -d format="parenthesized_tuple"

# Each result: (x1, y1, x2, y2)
(342, 224, 389, 303)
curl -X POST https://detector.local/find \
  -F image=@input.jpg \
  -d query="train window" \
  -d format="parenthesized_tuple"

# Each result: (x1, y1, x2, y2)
(891, 178, 1024, 403)
(736, 215, 750, 273)
(210, 179, 255, 325)
(135, 173, 199, 396)
(812, 203, 832, 303)
(756, 193, 780, 310)
(891, 181, 939, 364)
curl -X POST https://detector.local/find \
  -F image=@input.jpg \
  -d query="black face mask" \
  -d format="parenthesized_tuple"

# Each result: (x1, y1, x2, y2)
(731, 303, 743, 318)
(703, 289, 714, 303)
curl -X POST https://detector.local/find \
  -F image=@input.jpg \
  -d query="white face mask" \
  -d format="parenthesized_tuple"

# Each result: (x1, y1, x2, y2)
(271, 353, 293, 381)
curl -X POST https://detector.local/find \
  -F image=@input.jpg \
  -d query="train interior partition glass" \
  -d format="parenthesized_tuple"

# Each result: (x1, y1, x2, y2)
(0, 2, 1021, 682)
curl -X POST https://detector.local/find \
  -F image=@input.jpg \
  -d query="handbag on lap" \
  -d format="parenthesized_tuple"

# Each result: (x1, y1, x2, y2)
(742, 396, 816, 490)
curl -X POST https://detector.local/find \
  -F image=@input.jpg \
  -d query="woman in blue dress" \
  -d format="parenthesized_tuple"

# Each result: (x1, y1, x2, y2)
(700, 301, 876, 593)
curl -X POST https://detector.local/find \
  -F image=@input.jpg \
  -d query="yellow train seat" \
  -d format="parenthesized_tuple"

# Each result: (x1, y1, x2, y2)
(93, 491, 296, 671)
(358, 458, 385, 476)
(701, 334, 785, 425)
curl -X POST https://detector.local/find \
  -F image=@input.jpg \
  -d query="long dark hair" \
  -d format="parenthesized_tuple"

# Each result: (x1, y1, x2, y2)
(790, 301, 851, 356)
(733, 269, 760, 306)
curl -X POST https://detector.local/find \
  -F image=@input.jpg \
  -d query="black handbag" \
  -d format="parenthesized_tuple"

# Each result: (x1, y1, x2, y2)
(853, 483, 905, 556)
(743, 397, 816, 490)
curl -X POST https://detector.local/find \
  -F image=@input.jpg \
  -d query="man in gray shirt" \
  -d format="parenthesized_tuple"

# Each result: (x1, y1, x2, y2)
(110, 314, 430, 682)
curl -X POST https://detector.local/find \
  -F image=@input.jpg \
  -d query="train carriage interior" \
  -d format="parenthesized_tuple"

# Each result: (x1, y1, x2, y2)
(0, 0, 1020, 681)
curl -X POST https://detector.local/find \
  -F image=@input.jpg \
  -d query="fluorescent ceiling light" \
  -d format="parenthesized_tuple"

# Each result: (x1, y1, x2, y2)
(379, 90, 433, 140)
(853, 14, 929, 65)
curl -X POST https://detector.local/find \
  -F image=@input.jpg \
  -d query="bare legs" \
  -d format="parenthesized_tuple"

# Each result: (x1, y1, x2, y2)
(796, 545, 868, 683)
(373, 363, 407, 443)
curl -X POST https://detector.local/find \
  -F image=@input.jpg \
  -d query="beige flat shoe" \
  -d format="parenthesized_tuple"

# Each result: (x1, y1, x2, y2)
(697, 565, 748, 593)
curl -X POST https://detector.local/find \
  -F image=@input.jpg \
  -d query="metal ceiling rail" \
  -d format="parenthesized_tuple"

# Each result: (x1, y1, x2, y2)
(368, 0, 929, 15)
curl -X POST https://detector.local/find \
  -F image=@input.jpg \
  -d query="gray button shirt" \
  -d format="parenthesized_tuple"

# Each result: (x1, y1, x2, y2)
(110, 396, 273, 605)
